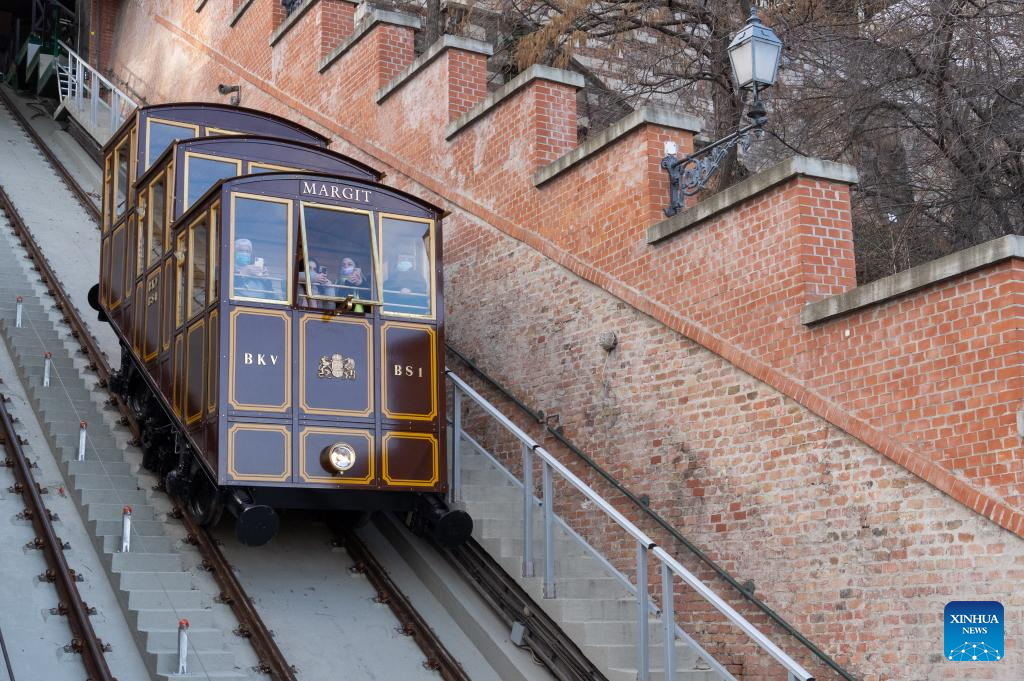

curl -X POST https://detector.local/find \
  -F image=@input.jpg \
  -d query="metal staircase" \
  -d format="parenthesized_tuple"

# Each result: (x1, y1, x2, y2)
(446, 371, 814, 681)
(53, 41, 136, 145)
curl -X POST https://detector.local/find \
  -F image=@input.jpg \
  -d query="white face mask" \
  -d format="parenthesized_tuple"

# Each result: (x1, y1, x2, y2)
(397, 260, 413, 272)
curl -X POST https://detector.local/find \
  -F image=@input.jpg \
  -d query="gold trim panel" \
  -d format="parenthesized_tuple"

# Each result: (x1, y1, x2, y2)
(227, 423, 291, 483)
(227, 307, 292, 412)
(298, 427, 374, 485)
(298, 315, 373, 418)
(380, 321, 437, 421)
(381, 431, 439, 487)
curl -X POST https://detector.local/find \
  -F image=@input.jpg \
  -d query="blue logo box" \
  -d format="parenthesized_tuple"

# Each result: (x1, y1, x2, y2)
(944, 601, 1004, 662)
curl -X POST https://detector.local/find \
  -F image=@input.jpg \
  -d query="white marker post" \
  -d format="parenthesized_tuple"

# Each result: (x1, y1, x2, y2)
(15, 296, 22, 328)
(121, 505, 131, 553)
(77, 421, 87, 461)
(177, 619, 189, 675)
(43, 352, 52, 387)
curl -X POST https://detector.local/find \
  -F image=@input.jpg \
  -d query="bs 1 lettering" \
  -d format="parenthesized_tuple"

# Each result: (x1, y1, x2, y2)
(392, 364, 423, 378)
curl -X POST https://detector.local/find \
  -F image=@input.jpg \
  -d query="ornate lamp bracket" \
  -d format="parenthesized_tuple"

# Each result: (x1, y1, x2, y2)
(660, 120, 762, 218)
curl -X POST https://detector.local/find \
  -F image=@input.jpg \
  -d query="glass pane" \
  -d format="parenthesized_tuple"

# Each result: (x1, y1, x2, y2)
(148, 120, 196, 168)
(380, 216, 432, 316)
(210, 206, 219, 301)
(186, 156, 240, 208)
(175, 233, 187, 327)
(115, 142, 129, 218)
(190, 218, 208, 317)
(232, 197, 290, 303)
(149, 175, 166, 266)
(249, 162, 298, 174)
(103, 156, 113, 231)
(300, 205, 375, 303)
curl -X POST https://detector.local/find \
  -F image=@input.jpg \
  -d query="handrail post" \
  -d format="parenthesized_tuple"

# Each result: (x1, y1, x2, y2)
(522, 443, 534, 578)
(637, 542, 650, 681)
(662, 563, 676, 681)
(74, 55, 83, 111)
(109, 90, 118, 132)
(451, 385, 462, 503)
(542, 460, 555, 598)
(89, 69, 98, 127)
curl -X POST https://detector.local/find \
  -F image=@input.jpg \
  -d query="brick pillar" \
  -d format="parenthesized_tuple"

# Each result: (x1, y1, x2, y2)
(90, 0, 118, 72)
(794, 178, 857, 302)
(318, 0, 357, 60)
(447, 49, 487, 122)
(528, 79, 578, 168)
(370, 24, 415, 91)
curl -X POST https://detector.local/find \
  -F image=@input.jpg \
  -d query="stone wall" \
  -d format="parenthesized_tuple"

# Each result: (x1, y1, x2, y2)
(95, 1, 1024, 678)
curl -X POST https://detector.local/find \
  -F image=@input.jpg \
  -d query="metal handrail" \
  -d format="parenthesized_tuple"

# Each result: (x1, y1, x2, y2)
(446, 344, 856, 681)
(54, 41, 136, 140)
(447, 369, 814, 681)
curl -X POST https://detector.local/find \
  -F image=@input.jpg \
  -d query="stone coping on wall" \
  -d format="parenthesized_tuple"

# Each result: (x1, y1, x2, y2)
(318, 8, 423, 73)
(444, 65, 585, 141)
(376, 35, 494, 104)
(270, 0, 323, 46)
(533, 107, 703, 187)
(803, 234, 1024, 325)
(229, 0, 256, 27)
(646, 156, 859, 244)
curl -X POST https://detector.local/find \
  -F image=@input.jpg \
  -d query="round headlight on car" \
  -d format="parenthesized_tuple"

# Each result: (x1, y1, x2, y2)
(320, 442, 357, 474)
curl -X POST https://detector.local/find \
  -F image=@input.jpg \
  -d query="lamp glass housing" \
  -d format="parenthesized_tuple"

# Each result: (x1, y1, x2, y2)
(727, 10, 782, 90)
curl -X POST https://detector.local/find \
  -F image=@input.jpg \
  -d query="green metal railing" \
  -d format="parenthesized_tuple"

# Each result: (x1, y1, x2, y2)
(445, 342, 858, 681)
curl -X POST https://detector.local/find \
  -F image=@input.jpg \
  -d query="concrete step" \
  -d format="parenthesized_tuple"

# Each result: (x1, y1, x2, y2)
(605, 667, 721, 681)
(89, 502, 158, 521)
(116, 571, 193, 592)
(71, 472, 141, 491)
(129, 589, 208, 611)
(145, 627, 227, 653)
(152, 648, 239, 676)
(110, 551, 183, 573)
(133, 607, 216, 631)
(93, 518, 166, 537)
(68, 459, 133, 477)
(102, 533, 174, 554)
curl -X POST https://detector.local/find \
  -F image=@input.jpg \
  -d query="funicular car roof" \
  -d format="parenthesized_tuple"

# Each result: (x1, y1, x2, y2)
(134, 135, 383, 190)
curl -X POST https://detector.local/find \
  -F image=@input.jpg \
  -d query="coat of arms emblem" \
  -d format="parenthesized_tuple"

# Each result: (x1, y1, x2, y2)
(318, 354, 356, 380)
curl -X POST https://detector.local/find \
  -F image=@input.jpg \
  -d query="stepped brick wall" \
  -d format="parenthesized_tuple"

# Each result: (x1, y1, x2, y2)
(91, 1, 1023, 679)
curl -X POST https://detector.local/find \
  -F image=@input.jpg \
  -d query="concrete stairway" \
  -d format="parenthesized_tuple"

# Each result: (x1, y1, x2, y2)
(0, 215, 249, 680)
(457, 446, 723, 681)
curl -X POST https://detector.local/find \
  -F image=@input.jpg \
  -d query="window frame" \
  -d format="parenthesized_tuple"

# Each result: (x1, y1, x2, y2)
(203, 126, 241, 136)
(187, 213, 210, 320)
(209, 201, 220, 303)
(183, 151, 242, 209)
(146, 170, 168, 269)
(377, 212, 436, 320)
(298, 201, 381, 306)
(228, 192, 294, 306)
(102, 154, 113, 232)
(175, 231, 187, 328)
(113, 137, 130, 221)
(248, 161, 299, 174)
(145, 117, 200, 169)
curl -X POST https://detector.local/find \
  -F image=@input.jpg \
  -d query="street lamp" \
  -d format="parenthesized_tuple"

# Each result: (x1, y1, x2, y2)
(661, 8, 783, 217)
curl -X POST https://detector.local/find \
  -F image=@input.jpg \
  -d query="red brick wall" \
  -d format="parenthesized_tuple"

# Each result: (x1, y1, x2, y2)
(98, 2, 1024, 679)
(88, 0, 119, 73)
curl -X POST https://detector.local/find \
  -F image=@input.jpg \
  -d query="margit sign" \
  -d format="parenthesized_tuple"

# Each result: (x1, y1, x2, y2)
(300, 181, 371, 203)
(944, 601, 1004, 662)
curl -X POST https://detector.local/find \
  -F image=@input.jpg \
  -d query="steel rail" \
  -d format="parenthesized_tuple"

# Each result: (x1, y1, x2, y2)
(328, 519, 471, 681)
(0, 398, 115, 681)
(437, 535, 609, 681)
(0, 86, 102, 225)
(0, 185, 297, 681)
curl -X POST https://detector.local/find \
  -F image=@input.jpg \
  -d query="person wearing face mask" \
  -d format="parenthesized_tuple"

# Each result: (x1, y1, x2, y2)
(383, 253, 426, 295)
(332, 256, 367, 299)
(297, 258, 331, 308)
(234, 238, 275, 299)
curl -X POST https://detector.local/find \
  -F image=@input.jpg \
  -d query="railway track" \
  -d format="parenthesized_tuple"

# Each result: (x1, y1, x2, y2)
(0, 91, 472, 681)
(0, 394, 115, 681)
